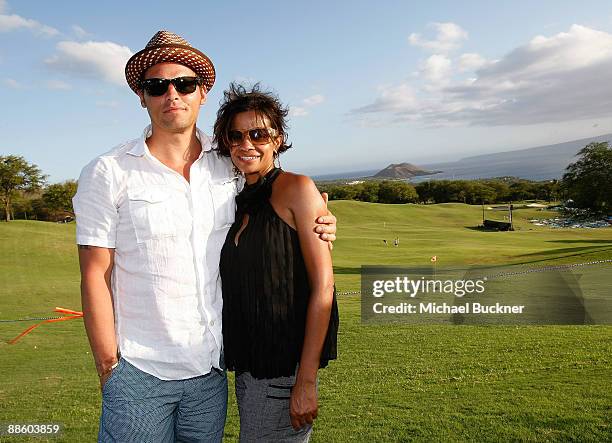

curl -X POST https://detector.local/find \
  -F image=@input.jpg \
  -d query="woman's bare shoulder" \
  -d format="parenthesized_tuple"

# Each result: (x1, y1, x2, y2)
(269, 171, 322, 229)
(274, 171, 319, 201)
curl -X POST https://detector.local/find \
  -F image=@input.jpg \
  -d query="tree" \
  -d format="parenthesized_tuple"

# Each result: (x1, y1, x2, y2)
(508, 181, 536, 202)
(42, 180, 78, 218)
(482, 180, 510, 202)
(10, 191, 35, 220)
(355, 181, 380, 202)
(378, 181, 418, 204)
(469, 182, 497, 204)
(0, 155, 47, 221)
(415, 181, 434, 204)
(534, 180, 561, 202)
(430, 180, 453, 203)
(562, 142, 612, 212)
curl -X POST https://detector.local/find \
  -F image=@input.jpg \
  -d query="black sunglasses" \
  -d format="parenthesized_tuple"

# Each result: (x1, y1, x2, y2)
(227, 128, 278, 146)
(140, 76, 203, 97)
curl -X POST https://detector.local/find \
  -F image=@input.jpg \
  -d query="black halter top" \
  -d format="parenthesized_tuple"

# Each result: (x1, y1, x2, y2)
(220, 168, 339, 379)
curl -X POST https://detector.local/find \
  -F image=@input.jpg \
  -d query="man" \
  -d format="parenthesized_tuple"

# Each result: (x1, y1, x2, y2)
(73, 30, 336, 442)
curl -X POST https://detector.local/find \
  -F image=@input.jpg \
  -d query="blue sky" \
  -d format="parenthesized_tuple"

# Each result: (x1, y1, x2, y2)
(3, 0, 612, 182)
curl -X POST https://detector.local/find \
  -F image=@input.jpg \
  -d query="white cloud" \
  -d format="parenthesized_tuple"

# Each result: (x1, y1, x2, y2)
(484, 25, 612, 79)
(353, 84, 418, 114)
(458, 53, 487, 72)
(45, 40, 133, 86)
(353, 25, 612, 127)
(233, 75, 257, 85)
(5, 78, 72, 91)
(96, 100, 120, 108)
(0, 13, 59, 37)
(291, 94, 325, 117)
(46, 79, 71, 90)
(0, 0, 7, 14)
(421, 54, 452, 85)
(3, 78, 23, 89)
(72, 25, 91, 39)
(303, 94, 325, 106)
(409, 22, 467, 53)
(290, 106, 308, 117)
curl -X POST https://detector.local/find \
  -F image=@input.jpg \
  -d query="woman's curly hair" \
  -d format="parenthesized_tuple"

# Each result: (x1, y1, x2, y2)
(213, 82, 292, 157)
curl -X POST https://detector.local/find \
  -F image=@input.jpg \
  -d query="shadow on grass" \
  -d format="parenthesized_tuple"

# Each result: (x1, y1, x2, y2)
(507, 248, 612, 267)
(547, 239, 612, 244)
(464, 226, 511, 232)
(333, 266, 361, 275)
(514, 245, 612, 257)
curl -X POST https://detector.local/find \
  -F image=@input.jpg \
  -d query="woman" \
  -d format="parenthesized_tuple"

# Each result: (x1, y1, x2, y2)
(214, 83, 338, 441)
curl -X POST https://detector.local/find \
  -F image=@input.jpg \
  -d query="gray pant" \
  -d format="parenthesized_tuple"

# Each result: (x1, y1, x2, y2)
(235, 371, 312, 442)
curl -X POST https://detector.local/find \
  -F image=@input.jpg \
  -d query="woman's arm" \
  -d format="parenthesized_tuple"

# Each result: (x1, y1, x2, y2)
(274, 173, 335, 430)
(316, 193, 337, 248)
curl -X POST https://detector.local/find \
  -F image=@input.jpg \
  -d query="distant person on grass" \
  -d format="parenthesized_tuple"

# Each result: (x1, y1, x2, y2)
(73, 30, 336, 442)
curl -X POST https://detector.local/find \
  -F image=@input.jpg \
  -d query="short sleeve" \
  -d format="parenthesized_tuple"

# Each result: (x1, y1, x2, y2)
(72, 157, 118, 248)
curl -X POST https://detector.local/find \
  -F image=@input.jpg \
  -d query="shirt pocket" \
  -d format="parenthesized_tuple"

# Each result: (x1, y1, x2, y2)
(127, 186, 176, 243)
(209, 180, 237, 230)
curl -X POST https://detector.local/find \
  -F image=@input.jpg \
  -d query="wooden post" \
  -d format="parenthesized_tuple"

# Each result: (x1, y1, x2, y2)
(482, 200, 485, 225)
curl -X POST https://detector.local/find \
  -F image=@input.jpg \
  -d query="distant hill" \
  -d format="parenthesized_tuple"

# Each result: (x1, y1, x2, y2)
(373, 163, 439, 179)
(313, 133, 612, 183)
(414, 133, 612, 182)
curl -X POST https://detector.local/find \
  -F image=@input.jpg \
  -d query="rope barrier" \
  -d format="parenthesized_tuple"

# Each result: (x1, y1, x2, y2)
(4, 260, 610, 329)
(0, 317, 64, 323)
(6, 307, 83, 345)
(335, 259, 612, 296)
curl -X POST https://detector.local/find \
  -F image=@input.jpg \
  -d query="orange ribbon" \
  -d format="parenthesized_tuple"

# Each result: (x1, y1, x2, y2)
(8, 307, 83, 344)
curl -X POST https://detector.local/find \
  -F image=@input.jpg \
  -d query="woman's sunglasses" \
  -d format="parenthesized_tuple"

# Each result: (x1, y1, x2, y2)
(228, 128, 278, 146)
(140, 76, 203, 97)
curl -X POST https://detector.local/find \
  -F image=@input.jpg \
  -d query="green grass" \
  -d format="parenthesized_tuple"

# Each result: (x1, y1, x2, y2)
(330, 201, 612, 289)
(0, 202, 610, 442)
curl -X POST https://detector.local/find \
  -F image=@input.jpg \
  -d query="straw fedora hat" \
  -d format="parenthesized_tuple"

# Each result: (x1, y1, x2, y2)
(125, 30, 215, 94)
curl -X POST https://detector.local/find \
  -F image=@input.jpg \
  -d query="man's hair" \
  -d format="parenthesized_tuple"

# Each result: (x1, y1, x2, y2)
(213, 83, 292, 157)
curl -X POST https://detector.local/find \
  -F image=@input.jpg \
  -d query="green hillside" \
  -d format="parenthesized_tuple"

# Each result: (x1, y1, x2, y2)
(328, 201, 612, 289)
(0, 203, 610, 441)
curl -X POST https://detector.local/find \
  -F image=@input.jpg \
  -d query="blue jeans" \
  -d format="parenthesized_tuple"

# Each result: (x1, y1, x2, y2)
(99, 358, 227, 442)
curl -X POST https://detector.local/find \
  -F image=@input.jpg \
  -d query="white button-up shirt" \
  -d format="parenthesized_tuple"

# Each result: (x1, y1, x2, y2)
(73, 126, 239, 380)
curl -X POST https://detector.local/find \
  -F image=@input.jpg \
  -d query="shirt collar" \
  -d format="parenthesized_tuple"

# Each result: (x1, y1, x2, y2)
(127, 125, 213, 157)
